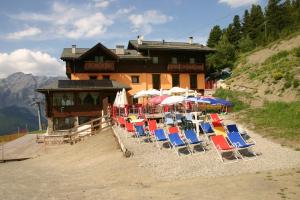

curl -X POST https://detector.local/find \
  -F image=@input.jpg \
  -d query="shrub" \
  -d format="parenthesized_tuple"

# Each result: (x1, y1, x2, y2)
(272, 71, 284, 80)
(293, 79, 300, 88)
(294, 46, 300, 57)
(264, 50, 289, 64)
(284, 81, 292, 89)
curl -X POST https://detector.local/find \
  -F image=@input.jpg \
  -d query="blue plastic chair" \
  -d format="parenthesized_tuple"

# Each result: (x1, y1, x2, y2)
(154, 129, 168, 141)
(134, 125, 147, 143)
(226, 124, 239, 133)
(168, 131, 192, 155)
(227, 132, 256, 160)
(200, 122, 215, 139)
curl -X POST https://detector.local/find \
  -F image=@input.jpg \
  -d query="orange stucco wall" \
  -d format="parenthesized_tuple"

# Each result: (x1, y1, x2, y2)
(71, 73, 205, 102)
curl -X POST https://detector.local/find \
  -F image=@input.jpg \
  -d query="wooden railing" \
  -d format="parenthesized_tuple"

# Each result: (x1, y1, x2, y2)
(42, 115, 112, 145)
(83, 61, 115, 72)
(167, 63, 204, 72)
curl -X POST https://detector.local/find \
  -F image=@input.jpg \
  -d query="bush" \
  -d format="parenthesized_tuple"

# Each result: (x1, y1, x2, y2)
(272, 71, 284, 80)
(264, 50, 289, 64)
(293, 79, 300, 88)
(284, 81, 292, 89)
(294, 46, 300, 57)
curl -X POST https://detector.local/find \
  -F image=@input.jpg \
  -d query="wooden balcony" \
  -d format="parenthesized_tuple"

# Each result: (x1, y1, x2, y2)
(167, 63, 204, 73)
(83, 61, 115, 72)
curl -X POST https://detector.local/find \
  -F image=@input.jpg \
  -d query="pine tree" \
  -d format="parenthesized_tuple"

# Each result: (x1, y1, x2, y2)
(266, 0, 281, 40)
(248, 5, 265, 44)
(242, 9, 250, 37)
(207, 25, 223, 48)
(228, 15, 242, 47)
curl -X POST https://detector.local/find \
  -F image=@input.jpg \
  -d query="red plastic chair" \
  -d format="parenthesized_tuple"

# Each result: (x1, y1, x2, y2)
(125, 121, 135, 133)
(118, 117, 126, 128)
(211, 135, 239, 163)
(210, 113, 222, 122)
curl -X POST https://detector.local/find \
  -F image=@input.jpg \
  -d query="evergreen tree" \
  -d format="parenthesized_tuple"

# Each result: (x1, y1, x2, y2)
(248, 5, 265, 44)
(207, 25, 223, 48)
(242, 9, 250, 37)
(228, 15, 242, 47)
(266, 0, 282, 40)
(238, 35, 255, 52)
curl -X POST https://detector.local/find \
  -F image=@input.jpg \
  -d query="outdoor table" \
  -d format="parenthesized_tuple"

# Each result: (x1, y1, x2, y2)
(191, 119, 203, 136)
(191, 112, 202, 120)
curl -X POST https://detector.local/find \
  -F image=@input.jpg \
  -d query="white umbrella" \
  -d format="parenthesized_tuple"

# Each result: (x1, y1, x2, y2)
(119, 88, 128, 108)
(134, 90, 147, 98)
(113, 92, 119, 107)
(169, 87, 186, 94)
(146, 89, 160, 96)
(160, 96, 186, 105)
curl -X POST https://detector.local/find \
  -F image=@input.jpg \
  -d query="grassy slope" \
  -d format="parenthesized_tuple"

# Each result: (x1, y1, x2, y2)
(214, 34, 300, 148)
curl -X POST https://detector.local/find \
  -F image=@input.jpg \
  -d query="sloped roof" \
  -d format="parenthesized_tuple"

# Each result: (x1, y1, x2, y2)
(37, 80, 131, 92)
(128, 40, 215, 51)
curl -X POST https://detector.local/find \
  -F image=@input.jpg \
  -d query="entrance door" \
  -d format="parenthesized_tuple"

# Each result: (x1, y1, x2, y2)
(152, 74, 160, 89)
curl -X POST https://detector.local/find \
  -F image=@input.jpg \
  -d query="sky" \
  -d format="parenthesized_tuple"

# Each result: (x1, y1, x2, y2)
(0, 0, 267, 78)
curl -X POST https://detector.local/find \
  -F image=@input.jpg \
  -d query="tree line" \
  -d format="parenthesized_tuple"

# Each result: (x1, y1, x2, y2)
(206, 0, 300, 71)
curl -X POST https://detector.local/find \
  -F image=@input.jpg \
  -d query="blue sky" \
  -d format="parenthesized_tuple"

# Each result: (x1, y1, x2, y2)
(0, 0, 267, 78)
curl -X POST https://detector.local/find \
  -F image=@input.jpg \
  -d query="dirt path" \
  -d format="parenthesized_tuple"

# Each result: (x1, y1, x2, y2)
(0, 129, 299, 200)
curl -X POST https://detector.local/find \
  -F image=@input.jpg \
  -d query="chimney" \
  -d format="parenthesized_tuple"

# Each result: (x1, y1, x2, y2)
(137, 35, 143, 45)
(116, 45, 125, 55)
(188, 37, 193, 44)
(71, 45, 76, 54)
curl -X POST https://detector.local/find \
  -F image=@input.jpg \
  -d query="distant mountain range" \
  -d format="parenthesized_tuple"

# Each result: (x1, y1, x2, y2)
(0, 72, 66, 135)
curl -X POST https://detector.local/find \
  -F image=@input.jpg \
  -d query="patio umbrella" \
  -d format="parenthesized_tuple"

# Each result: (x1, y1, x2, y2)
(113, 92, 119, 107)
(187, 97, 210, 104)
(214, 97, 233, 106)
(119, 88, 128, 108)
(133, 90, 147, 98)
(169, 87, 187, 95)
(146, 89, 161, 96)
(160, 96, 186, 105)
(149, 95, 169, 105)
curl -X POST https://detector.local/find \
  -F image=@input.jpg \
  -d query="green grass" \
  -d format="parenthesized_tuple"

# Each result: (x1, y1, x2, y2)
(213, 88, 250, 112)
(29, 130, 46, 134)
(245, 101, 300, 140)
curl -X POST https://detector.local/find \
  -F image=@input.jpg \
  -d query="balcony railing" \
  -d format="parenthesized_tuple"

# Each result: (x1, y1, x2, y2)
(167, 63, 204, 72)
(83, 61, 115, 72)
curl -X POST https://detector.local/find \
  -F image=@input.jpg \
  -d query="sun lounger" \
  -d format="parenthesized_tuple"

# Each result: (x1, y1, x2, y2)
(118, 117, 126, 128)
(227, 132, 257, 160)
(200, 122, 215, 139)
(184, 129, 206, 152)
(154, 128, 168, 148)
(211, 121, 227, 137)
(168, 126, 191, 155)
(164, 113, 175, 126)
(134, 124, 147, 143)
(125, 121, 135, 137)
(209, 113, 223, 122)
(211, 135, 240, 163)
(175, 113, 184, 124)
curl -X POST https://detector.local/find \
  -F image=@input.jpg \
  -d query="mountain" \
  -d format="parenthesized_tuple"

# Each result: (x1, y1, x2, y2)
(0, 72, 66, 135)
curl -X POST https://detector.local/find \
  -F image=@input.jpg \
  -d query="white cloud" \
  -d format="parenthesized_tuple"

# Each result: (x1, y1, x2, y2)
(218, 0, 258, 7)
(0, 49, 64, 78)
(6, 27, 42, 40)
(129, 10, 173, 34)
(93, 0, 111, 8)
(8, 1, 114, 39)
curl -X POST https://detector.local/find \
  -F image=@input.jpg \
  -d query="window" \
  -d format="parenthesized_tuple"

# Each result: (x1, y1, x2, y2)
(152, 56, 158, 64)
(89, 76, 97, 80)
(190, 74, 197, 89)
(172, 74, 180, 87)
(171, 57, 177, 64)
(53, 93, 74, 106)
(95, 56, 104, 62)
(132, 97, 138, 104)
(103, 75, 110, 80)
(190, 58, 195, 64)
(131, 76, 139, 83)
(152, 74, 160, 89)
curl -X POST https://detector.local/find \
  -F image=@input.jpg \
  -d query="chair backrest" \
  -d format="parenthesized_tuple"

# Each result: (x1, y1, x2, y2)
(135, 121, 144, 126)
(214, 126, 227, 137)
(175, 113, 183, 121)
(227, 132, 247, 147)
(135, 125, 145, 136)
(184, 129, 199, 143)
(165, 117, 174, 125)
(148, 120, 157, 132)
(211, 135, 233, 150)
(125, 122, 134, 132)
(168, 133, 185, 146)
(154, 129, 167, 140)
(118, 117, 126, 125)
(212, 120, 222, 128)
(227, 124, 239, 133)
(168, 126, 179, 134)
(210, 113, 221, 122)
(201, 122, 214, 134)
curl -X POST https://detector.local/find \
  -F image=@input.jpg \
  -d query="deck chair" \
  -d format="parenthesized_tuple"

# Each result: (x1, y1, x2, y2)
(154, 128, 169, 148)
(212, 121, 227, 137)
(184, 129, 206, 152)
(227, 132, 257, 160)
(134, 123, 147, 143)
(181, 117, 194, 131)
(209, 113, 223, 122)
(165, 116, 175, 126)
(148, 120, 157, 136)
(118, 117, 126, 128)
(186, 113, 194, 121)
(125, 121, 135, 138)
(175, 113, 184, 124)
(168, 126, 191, 155)
(211, 135, 240, 163)
(200, 122, 215, 139)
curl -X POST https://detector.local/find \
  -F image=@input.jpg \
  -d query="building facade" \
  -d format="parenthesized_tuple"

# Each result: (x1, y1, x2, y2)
(38, 37, 214, 133)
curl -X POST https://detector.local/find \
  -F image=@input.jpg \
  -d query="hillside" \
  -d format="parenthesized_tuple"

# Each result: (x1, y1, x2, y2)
(0, 72, 66, 135)
(225, 34, 300, 106)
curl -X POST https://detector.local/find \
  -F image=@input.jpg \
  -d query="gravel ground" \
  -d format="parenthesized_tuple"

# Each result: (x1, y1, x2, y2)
(113, 116, 300, 181)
